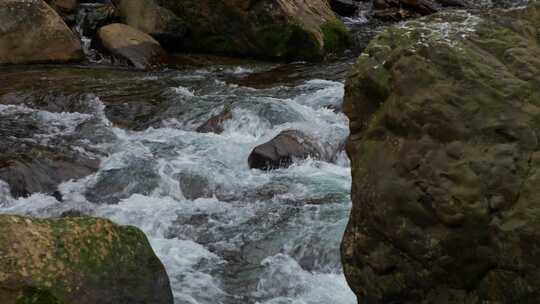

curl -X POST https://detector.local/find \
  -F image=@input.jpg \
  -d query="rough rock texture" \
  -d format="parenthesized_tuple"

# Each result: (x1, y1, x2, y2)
(46, 0, 78, 13)
(0, 0, 83, 64)
(248, 130, 323, 170)
(0, 215, 173, 304)
(113, 0, 186, 49)
(342, 2, 540, 303)
(157, 0, 351, 61)
(97, 23, 166, 69)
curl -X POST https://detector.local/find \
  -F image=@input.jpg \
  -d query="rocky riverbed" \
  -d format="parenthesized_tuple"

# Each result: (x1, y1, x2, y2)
(0, 0, 536, 303)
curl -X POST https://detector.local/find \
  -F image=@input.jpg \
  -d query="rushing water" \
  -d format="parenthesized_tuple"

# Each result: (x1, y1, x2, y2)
(0, 55, 357, 303)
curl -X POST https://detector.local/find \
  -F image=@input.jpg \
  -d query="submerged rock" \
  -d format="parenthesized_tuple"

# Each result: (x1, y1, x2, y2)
(0, 112, 100, 198)
(157, 0, 351, 61)
(196, 108, 233, 134)
(248, 130, 323, 170)
(0, 215, 173, 304)
(97, 23, 167, 69)
(0, 0, 83, 64)
(343, 2, 540, 303)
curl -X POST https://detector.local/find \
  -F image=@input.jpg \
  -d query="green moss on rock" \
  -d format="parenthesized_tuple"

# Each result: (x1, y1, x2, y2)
(321, 20, 351, 53)
(256, 24, 322, 61)
(0, 215, 173, 304)
(342, 2, 540, 303)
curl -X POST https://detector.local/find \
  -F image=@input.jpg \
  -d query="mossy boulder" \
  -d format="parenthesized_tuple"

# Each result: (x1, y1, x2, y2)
(156, 0, 351, 61)
(0, 0, 83, 65)
(0, 215, 173, 304)
(342, 2, 540, 303)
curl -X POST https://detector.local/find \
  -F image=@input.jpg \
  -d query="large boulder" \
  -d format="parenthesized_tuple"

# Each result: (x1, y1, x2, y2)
(112, 0, 187, 50)
(342, 2, 540, 303)
(248, 130, 323, 170)
(0, 215, 173, 304)
(0, 0, 83, 64)
(97, 23, 167, 69)
(157, 0, 351, 61)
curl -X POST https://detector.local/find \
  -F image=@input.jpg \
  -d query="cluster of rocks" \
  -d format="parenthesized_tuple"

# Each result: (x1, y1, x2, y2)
(0, 0, 355, 68)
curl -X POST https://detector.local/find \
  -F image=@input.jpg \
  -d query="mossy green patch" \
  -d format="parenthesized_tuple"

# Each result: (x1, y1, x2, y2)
(16, 287, 63, 304)
(255, 24, 322, 61)
(321, 20, 351, 53)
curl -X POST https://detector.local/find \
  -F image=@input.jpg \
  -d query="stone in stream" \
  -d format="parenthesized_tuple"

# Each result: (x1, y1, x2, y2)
(248, 130, 323, 170)
(0, 115, 100, 198)
(156, 0, 351, 61)
(97, 23, 167, 69)
(112, 0, 187, 51)
(0, 0, 83, 65)
(0, 214, 173, 304)
(196, 108, 233, 134)
(342, 2, 540, 303)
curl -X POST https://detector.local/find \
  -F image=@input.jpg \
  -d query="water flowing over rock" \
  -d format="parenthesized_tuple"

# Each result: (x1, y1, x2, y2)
(97, 23, 167, 69)
(157, 0, 351, 61)
(342, 2, 540, 303)
(0, 0, 83, 64)
(0, 214, 173, 304)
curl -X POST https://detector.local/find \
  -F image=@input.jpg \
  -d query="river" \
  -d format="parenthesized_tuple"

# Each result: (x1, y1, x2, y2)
(0, 35, 365, 303)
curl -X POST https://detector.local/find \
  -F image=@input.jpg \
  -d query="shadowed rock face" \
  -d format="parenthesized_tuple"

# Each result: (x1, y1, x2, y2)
(0, 0, 83, 64)
(0, 215, 173, 304)
(342, 2, 540, 303)
(157, 0, 351, 61)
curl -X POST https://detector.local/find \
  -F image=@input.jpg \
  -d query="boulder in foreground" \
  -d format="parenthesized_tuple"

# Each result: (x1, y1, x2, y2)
(0, 214, 173, 304)
(0, 0, 83, 65)
(342, 2, 540, 303)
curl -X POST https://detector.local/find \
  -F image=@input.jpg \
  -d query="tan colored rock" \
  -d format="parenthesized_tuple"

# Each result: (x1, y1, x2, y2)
(97, 23, 166, 69)
(114, 0, 184, 35)
(0, 0, 83, 65)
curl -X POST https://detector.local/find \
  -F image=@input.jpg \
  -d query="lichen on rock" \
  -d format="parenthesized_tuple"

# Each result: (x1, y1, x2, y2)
(0, 215, 173, 304)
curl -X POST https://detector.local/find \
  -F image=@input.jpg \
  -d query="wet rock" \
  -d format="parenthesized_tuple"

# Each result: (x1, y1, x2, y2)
(0, 111, 100, 198)
(157, 0, 351, 61)
(343, 3, 540, 303)
(85, 157, 160, 204)
(196, 109, 233, 134)
(97, 23, 167, 69)
(329, 0, 358, 17)
(0, 0, 83, 64)
(0, 214, 173, 304)
(248, 130, 322, 170)
(113, 0, 187, 51)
